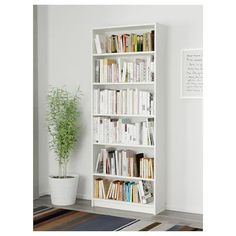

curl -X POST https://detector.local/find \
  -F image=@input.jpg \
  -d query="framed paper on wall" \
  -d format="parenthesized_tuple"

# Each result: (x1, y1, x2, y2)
(181, 49, 203, 99)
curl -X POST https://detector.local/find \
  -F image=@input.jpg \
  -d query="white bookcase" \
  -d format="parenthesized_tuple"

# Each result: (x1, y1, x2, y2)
(91, 23, 165, 215)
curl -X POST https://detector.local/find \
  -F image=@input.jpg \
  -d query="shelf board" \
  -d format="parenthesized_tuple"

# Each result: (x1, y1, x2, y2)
(93, 114, 154, 118)
(93, 82, 155, 86)
(93, 173, 154, 182)
(93, 51, 155, 57)
(93, 197, 154, 208)
(93, 143, 154, 148)
(92, 23, 155, 31)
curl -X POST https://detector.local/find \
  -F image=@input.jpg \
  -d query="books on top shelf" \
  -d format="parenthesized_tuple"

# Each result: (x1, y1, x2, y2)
(93, 118, 154, 145)
(94, 178, 153, 204)
(95, 149, 154, 179)
(93, 89, 154, 115)
(94, 31, 154, 54)
(94, 56, 154, 83)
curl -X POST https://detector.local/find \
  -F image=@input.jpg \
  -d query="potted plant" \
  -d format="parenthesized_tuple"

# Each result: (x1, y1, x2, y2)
(47, 87, 81, 206)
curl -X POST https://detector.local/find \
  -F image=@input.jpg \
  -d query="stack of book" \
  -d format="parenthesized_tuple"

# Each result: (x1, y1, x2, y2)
(94, 178, 110, 199)
(93, 89, 154, 115)
(94, 56, 154, 83)
(94, 31, 154, 54)
(94, 179, 153, 204)
(93, 118, 154, 145)
(95, 150, 154, 179)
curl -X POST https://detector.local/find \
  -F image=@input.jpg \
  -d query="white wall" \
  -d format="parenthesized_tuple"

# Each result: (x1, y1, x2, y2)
(36, 5, 203, 214)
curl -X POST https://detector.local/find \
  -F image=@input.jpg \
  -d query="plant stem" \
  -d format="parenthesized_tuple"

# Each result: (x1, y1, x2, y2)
(59, 162, 62, 178)
(63, 161, 67, 178)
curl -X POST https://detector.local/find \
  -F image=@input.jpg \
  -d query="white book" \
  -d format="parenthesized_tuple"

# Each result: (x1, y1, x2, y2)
(111, 155, 115, 175)
(130, 89, 134, 115)
(95, 35, 102, 54)
(147, 92, 150, 115)
(138, 180, 146, 204)
(146, 57, 151, 81)
(113, 90, 116, 114)
(107, 90, 111, 114)
(130, 62, 134, 82)
(115, 151, 119, 175)
(118, 58, 122, 82)
(99, 91, 103, 114)
(150, 100, 154, 115)
(116, 119, 120, 143)
(122, 90, 127, 114)
(98, 180, 102, 198)
(117, 91, 121, 114)
(122, 62, 127, 82)
(99, 59, 104, 83)
(122, 151, 128, 176)
(139, 91, 142, 115)
(133, 89, 138, 115)
(137, 63, 140, 82)
(95, 153, 101, 173)
(106, 90, 109, 114)
(142, 121, 147, 145)
(102, 149, 106, 174)
(133, 61, 137, 82)
(118, 151, 122, 176)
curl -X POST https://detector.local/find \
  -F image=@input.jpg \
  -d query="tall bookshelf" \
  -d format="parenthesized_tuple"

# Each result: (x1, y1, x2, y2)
(91, 23, 165, 215)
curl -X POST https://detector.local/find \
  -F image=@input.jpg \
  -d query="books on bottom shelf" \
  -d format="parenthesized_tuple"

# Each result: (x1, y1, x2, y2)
(94, 178, 153, 204)
(93, 118, 154, 145)
(95, 149, 154, 179)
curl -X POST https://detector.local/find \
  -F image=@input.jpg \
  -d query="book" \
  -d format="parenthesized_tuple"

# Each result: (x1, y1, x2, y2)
(94, 34, 106, 54)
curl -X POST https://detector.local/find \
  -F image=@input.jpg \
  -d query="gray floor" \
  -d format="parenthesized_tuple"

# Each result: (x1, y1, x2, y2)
(34, 195, 203, 230)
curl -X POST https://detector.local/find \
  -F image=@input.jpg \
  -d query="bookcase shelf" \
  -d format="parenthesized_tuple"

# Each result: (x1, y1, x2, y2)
(91, 23, 165, 215)
(93, 114, 155, 118)
(93, 82, 155, 86)
(93, 143, 154, 149)
(93, 173, 155, 182)
(93, 51, 155, 57)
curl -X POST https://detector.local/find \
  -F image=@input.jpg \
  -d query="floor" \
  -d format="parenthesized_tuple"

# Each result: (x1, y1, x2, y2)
(34, 195, 203, 231)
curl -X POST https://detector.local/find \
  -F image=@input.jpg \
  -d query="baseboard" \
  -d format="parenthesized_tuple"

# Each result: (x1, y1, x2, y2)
(77, 193, 91, 200)
(39, 191, 50, 197)
(38, 191, 91, 201)
(166, 205, 203, 215)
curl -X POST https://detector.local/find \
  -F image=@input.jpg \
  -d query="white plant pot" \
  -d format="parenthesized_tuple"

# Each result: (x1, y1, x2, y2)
(49, 174, 79, 206)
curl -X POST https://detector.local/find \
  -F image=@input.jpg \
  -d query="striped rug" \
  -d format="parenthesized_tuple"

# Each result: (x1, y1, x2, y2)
(34, 206, 202, 231)
(33, 206, 139, 231)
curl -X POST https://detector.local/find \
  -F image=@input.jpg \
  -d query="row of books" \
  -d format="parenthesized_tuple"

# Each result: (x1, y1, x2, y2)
(94, 31, 154, 54)
(93, 89, 154, 115)
(94, 179, 153, 204)
(93, 118, 154, 145)
(95, 149, 154, 179)
(95, 57, 154, 83)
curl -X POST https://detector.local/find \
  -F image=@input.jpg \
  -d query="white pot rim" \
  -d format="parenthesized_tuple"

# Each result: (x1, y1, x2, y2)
(49, 174, 79, 179)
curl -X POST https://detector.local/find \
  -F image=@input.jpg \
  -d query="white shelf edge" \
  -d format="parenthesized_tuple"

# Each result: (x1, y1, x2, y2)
(93, 114, 154, 118)
(93, 173, 154, 182)
(93, 143, 154, 148)
(93, 82, 155, 85)
(93, 51, 155, 57)
(93, 197, 154, 208)
(92, 23, 156, 31)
